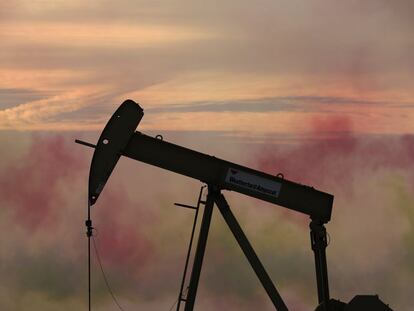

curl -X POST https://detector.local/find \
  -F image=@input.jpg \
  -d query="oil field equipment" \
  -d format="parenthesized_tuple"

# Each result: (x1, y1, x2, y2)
(76, 99, 393, 311)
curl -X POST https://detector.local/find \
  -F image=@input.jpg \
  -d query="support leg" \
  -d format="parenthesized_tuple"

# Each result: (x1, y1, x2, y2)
(184, 187, 216, 311)
(215, 193, 288, 311)
(310, 221, 330, 310)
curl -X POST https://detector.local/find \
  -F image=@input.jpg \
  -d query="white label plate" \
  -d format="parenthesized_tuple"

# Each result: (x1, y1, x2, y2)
(225, 168, 282, 198)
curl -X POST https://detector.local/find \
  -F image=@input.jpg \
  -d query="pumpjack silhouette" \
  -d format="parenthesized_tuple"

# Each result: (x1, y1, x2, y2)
(77, 100, 393, 311)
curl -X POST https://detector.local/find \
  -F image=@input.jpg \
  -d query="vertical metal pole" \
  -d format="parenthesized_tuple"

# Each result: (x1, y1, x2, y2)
(86, 202, 93, 311)
(310, 220, 330, 309)
(184, 187, 216, 311)
(176, 186, 205, 311)
(215, 194, 289, 311)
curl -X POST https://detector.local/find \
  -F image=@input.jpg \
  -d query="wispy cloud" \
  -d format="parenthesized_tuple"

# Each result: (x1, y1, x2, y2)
(0, 87, 107, 130)
(0, 88, 55, 109)
(1, 1, 414, 132)
(2, 22, 217, 48)
(146, 96, 395, 114)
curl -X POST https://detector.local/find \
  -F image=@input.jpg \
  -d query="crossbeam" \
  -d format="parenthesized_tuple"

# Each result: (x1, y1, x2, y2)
(123, 131, 333, 222)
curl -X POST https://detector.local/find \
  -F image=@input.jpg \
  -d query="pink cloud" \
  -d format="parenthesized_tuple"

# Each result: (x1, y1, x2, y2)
(0, 135, 86, 231)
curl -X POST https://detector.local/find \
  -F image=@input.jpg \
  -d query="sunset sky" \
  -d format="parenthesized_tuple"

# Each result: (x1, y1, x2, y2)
(0, 1, 413, 311)
(2, 0, 414, 134)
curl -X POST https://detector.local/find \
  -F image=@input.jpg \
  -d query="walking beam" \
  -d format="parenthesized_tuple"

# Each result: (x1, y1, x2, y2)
(83, 100, 333, 224)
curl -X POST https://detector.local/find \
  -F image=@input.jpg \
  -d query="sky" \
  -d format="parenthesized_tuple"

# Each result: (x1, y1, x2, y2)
(0, 1, 413, 310)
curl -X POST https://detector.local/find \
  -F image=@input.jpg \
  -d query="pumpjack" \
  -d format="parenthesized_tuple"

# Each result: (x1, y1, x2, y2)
(76, 99, 393, 311)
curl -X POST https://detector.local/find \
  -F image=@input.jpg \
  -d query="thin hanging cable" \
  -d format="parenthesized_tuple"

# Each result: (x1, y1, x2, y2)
(168, 297, 179, 311)
(92, 227, 184, 311)
(87, 201, 186, 311)
(92, 234, 126, 311)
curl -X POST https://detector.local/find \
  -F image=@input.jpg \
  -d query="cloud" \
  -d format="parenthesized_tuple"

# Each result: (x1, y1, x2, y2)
(146, 96, 393, 114)
(1, 1, 414, 132)
(0, 88, 55, 109)
(0, 86, 116, 130)
(255, 116, 414, 188)
(2, 22, 216, 48)
(0, 135, 86, 230)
